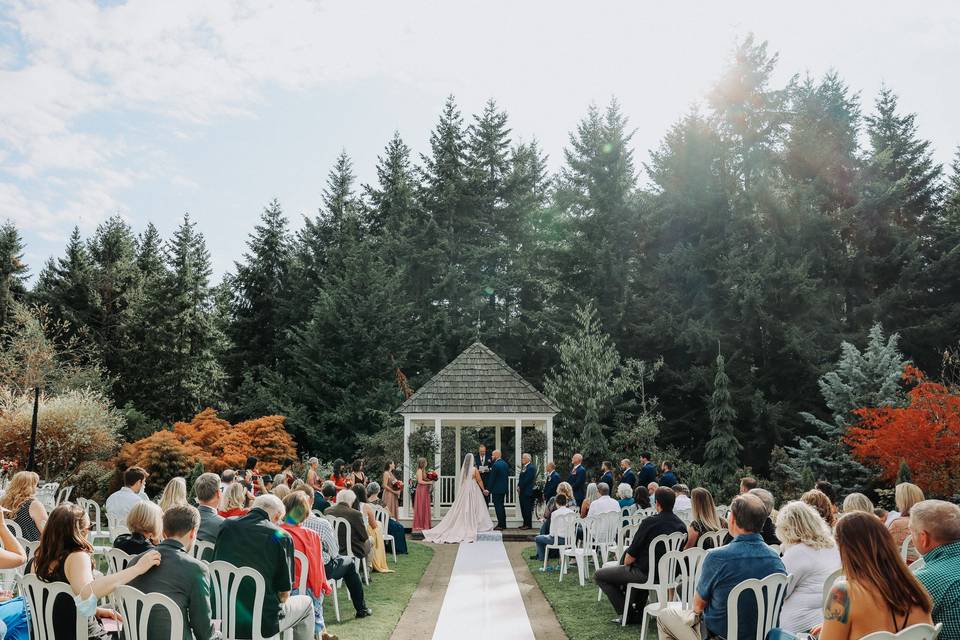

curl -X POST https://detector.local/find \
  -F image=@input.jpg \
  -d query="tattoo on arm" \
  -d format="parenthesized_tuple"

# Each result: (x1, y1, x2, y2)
(824, 583, 851, 624)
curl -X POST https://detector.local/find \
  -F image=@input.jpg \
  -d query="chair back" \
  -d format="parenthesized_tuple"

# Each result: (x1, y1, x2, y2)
(77, 498, 105, 540)
(106, 548, 134, 574)
(115, 585, 184, 640)
(716, 504, 731, 520)
(329, 515, 354, 556)
(549, 511, 577, 543)
(293, 549, 309, 592)
(725, 573, 791, 640)
(5, 521, 22, 539)
(620, 504, 637, 519)
(675, 508, 693, 525)
(372, 504, 390, 531)
(656, 547, 707, 608)
(16, 537, 40, 565)
(191, 540, 215, 562)
(822, 568, 843, 606)
(589, 512, 620, 548)
(901, 535, 914, 561)
(106, 513, 130, 542)
(909, 557, 925, 572)
(645, 532, 687, 583)
(697, 529, 728, 550)
(55, 485, 73, 505)
(18, 574, 87, 640)
(209, 560, 270, 640)
(860, 623, 943, 640)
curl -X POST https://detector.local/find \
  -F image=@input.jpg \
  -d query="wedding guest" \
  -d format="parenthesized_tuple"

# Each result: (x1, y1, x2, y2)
(659, 461, 678, 487)
(280, 492, 334, 640)
(543, 462, 561, 504)
(33, 503, 160, 640)
(617, 484, 635, 509)
(381, 461, 401, 520)
(646, 482, 659, 508)
(637, 453, 657, 488)
(306, 457, 322, 490)
(1, 471, 47, 542)
(413, 458, 433, 532)
(0, 508, 27, 640)
(218, 481, 249, 518)
(114, 500, 163, 555)
(349, 459, 367, 487)
(600, 461, 615, 489)
(888, 482, 924, 562)
(278, 458, 296, 488)
(673, 484, 692, 512)
(518, 453, 537, 529)
(620, 460, 637, 489)
(568, 453, 587, 506)
(127, 505, 215, 640)
(801, 489, 836, 529)
(588, 482, 620, 516)
(580, 482, 599, 518)
(318, 481, 337, 511)
(911, 500, 960, 640)
(330, 459, 348, 489)
(352, 485, 392, 573)
(158, 476, 188, 512)
(539, 482, 574, 537)
(327, 490, 372, 559)
(656, 494, 785, 640)
(776, 501, 841, 634)
(749, 487, 781, 545)
(220, 468, 235, 494)
(841, 492, 874, 514)
(815, 480, 838, 509)
(213, 495, 315, 640)
(874, 507, 900, 527)
(106, 466, 150, 525)
(684, 487, 723, 550)
(367, 482, 407, 554)
(819, 512, 932, 640)
(193, 472, 223, 546)
(534, 494, 574, 565)
(596, 487, 687, 625)
(739, 476, 759, 494)
(272, 484, 291, 500)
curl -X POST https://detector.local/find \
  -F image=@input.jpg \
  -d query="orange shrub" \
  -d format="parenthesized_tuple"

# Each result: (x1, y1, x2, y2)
(118, 429, 205, 495)
(235, 415, 296, 474)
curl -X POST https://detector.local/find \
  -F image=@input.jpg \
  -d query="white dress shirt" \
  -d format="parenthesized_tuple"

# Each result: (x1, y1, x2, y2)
(105, 486, 150, 524)
(587, 494, 621, 516)
(674, 494, 692, 511)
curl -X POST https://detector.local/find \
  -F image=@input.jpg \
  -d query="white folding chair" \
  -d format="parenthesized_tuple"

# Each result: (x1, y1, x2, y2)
(191, 540, 215, 562)
(209, 560, 294, 640)
(106, 513, 130, 543)
(613, 520, 642, 560)
(18, 574, 87, 640)
(617, 531, 687, 626)
(106, 548, 134, 574)
(329, 516, 369, 585)
(674, 508, 693, 525)
(725, 573, 791, 640)
(292, 549, 309, 592)
(861, 623, 943, 640)
(372, 505, 397, 563)
(716, 504, 731, 520)
(901, 535, 916, 562)
(5, 521, 22, 539)
(587, 512, 621, 569)
(698, 529, 729, 550)
(910, 557, 926, 572)
(55, 485, 73, 505)
(15, 537, 40, 567)
(640, 547, 708, 640)
(822, 568, 843, 606)
(560, 518, 593, 586)
(115, 585, 184, 640)
(542, 512, 577, 572)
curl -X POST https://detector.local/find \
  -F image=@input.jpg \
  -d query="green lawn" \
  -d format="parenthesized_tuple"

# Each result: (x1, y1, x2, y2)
(322, 540, 433, 640)
(523, 545, 654, 640)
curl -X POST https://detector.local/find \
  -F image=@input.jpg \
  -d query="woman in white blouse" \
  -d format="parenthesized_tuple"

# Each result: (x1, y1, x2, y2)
(776, 500, 841, 634)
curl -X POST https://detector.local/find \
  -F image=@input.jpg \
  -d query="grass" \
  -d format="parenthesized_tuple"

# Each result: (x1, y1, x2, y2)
(322, 541, 434, 640)
(523, 545, 651, 640)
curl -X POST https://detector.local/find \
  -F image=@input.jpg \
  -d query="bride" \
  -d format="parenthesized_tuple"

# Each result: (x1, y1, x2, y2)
(423, 453, 493, 543)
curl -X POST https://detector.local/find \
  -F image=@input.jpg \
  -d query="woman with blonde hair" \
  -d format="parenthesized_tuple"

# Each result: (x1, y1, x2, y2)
(158, 476, 187, 511)
(1, 471, 46, 541)
(684, 487, 723, 550)
(113, 500, 162, 554)
(538, 481, 574, 536)
(272, 484, 291, 500)
(802, 489, 836, 528)
(218, 481, 249, 518)
(887, 482, 924, 562)
(776, 501, 841, 633)
(841, 492, 874, 514)
(579, 482, 599, 518)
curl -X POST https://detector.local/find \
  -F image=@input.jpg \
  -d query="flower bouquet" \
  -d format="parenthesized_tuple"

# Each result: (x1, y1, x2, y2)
(343, 478, 354, 489)
(0, 459, 17, 480)
(426, 470, 439, 481)
(391, 480, 403, 492)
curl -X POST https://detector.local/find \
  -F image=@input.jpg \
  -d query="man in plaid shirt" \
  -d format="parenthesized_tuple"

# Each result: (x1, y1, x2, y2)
(911, 500, 960, 640)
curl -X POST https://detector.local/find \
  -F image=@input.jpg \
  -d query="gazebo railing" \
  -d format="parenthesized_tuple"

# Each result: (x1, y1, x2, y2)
(438, 475, 517, 508)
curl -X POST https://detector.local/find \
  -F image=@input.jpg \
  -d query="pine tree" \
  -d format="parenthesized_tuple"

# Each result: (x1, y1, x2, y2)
(703, 352, 742, 485)
(0, 221, 29, 331)
(33, 227, 97, 344)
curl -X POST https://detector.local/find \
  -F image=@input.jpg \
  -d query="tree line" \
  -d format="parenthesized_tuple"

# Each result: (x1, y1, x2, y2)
(1, 36, 958, 477)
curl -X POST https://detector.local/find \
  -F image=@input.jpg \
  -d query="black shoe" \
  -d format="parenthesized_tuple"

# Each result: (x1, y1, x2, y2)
(610, 617, 622, 625)
(355, 608, 373, 619)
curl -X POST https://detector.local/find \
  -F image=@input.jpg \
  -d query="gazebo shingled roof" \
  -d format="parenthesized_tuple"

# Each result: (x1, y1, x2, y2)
(396, 341, 559, 415)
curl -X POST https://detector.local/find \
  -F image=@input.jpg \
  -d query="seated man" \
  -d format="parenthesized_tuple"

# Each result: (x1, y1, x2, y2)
(911, 500, 960, 640)
(192, 472, 224, 547)
(534, 494, 573, 564)
(326, 489, 372, 559)
(105, 466, 151, 525)
(646, 482, 659, 508)
(128, 505, 214, 640)
(595, 487, 687, 624)
(213, 494, 314, 640)
(587, 482, 621, 516)
(315, 481, 336, 513)
(748, 487, 781, 545)
(657, 493, 786, 640)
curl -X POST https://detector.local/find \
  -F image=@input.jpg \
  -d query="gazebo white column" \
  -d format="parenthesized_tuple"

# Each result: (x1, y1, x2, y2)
(454, 425, 462, 497)
(514, 417, 522, 518)
(546, 416, 554, 464)
(433, 417, 442, 519)
(495, 426, 502, 452)
(402, 416, 411, 518)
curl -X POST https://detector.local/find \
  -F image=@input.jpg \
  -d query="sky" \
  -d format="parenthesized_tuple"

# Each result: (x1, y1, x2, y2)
(1, 0, 958, 279)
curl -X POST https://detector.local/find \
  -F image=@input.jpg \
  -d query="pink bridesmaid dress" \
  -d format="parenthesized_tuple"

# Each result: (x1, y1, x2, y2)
(413, 473, 433, 532)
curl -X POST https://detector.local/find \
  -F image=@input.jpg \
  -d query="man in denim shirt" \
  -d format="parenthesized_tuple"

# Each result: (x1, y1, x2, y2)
(657, 494, 785, 640)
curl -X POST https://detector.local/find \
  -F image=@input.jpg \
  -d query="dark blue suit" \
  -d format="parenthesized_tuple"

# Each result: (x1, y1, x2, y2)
(638, 462, 657, 487)
(621, 467, 637, 489)
(488, 458, 509, 528)
(568, 464, 586, 506)
(659, 470, 678, 487)
(600, 470, 614, 489)
(518, 463, 536, 528)
(543, 470, 561, 503)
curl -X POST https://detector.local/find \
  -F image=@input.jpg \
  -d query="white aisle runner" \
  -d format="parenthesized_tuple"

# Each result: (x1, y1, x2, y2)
(431, 535, 536, 640)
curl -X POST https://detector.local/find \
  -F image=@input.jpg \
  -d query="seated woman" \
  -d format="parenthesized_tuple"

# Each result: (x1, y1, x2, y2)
(32, 503, 160, 640)
(818, 512, 932, 640)
(280, 492, 335, 640)
(113, 501, 162, 555)
(776, 501, 841, 634)
(218, 482, 249, 518)
(1, 471, 47, 542)
(684, 487, 723, 550)
(0, 507, 29, 640)
(841, 492, 874, 514)
(616, 483, 635, 509)
(887, 482, 924, 563)
(366, 482, 407, 555)
(158, 477, 188, 512)
(539, 482, 574, 536)
(351, 485, 393, 573)
(802, 489, 836, 529)
(579, 482, 599, 519)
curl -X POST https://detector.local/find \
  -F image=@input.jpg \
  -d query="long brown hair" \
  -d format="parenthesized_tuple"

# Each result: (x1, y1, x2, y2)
(834, 512, 931, 617)
(33, 503, 93, 581)
(691, 487, 722, 530)
(802, 489, 836, 528)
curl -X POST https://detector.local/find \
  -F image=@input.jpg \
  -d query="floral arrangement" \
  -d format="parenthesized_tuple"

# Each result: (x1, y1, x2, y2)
(426, 470, 439, 481)
(0, 459, 17, 479)
(391, 480, 403, 492)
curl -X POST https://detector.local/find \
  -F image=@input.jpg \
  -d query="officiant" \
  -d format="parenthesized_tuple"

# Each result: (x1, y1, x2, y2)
(477, 444, 493, 505)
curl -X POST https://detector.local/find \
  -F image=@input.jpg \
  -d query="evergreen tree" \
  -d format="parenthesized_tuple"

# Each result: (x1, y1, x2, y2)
(33, 227, 97, 344)
(703, 352, 742, 485)
(0, 221, 29, 331)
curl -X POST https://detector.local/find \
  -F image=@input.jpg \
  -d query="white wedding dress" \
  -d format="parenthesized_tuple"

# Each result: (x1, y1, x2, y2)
(423, 454, 493, 543)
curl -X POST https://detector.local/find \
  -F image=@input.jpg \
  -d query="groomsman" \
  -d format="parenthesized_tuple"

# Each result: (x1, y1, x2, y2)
(620, 459, 636, 489)
(543, 461, 561, 503)
(568, 453, 587, 506)
(518, 453, 536, 530)
(488, 450, 509, 530)
(600, 461, 614, 489)
(638, 452, 657, 487)
(477, 444, 493, 505)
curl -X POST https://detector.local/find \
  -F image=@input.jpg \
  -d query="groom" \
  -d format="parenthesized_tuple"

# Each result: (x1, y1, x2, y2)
(488, 450, 509, 530)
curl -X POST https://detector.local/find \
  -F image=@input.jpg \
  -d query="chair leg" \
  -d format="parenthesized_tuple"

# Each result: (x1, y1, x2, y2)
(622, 585, 633, 627)
(559, 555, 566, 582)
(332, 582, 341, 623)
(542, 551, 549, 572)
(640, 607, 650, 640)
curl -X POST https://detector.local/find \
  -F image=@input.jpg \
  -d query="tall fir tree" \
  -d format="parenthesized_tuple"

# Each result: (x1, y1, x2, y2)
(33, 227, 97, 344)
(703, 352, 742, 486)
(0, 221, 29, 331)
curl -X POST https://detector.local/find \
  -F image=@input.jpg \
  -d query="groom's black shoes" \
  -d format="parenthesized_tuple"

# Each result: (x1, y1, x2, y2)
(355, 608, 373, 619)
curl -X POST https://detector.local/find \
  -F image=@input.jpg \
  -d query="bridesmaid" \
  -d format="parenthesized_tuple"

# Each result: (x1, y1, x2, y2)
(330, 459, 348, 489)
(413, 458, 433, 532)
(382, 461, 400, 520)
(349, 459, 367, 487)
